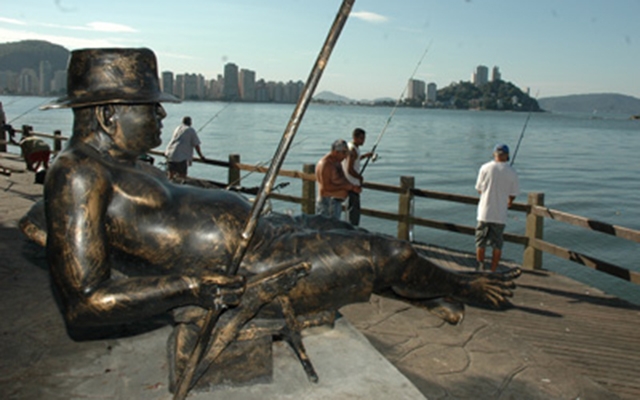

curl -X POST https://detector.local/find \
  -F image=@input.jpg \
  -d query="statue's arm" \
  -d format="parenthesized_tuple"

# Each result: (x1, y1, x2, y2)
(45, 163, 243, 328)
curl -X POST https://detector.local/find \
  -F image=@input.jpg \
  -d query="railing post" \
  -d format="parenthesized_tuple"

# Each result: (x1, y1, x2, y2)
(301, 163, 316, 214)
(398, 176, 414, 241)
(228, 154, 240, 186)
(0, 126, 6, 152)
(523, 192, 544, 270)
(54, 130, 62, 152)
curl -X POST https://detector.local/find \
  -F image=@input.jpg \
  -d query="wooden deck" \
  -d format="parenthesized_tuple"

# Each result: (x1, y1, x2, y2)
(343, 243, 640, 399)
(2, 151, 639, 399)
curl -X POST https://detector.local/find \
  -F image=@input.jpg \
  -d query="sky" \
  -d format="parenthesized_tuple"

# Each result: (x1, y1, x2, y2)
(1, 0, 639, 101)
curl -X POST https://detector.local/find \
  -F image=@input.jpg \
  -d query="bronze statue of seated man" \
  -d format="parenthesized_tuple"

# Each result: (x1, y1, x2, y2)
(20, 48, 520, 393)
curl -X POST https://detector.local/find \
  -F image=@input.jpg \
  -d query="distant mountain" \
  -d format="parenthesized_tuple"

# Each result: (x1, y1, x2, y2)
(314, 90, 353, 103)
(538, 93, 640, 115)
(314, 91, 402, 106)
(0, 40, 69, 73)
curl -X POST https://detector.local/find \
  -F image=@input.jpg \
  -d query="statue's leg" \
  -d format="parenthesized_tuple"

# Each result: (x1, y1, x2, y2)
(366, 236, 521, 308)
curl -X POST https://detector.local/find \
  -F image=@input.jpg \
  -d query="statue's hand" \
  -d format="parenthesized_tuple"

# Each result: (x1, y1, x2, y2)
(198, 274, 246, 309)
(458, 267, 521, 308)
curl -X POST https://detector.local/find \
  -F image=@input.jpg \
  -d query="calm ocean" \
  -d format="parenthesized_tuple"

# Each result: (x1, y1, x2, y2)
(2, 95, 639, 304)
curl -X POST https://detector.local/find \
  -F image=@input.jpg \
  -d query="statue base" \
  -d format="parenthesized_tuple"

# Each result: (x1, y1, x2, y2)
(168, 321, 274, 392)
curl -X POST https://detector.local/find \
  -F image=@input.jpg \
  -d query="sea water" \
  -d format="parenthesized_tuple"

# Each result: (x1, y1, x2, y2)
(2, 95, 639, 304)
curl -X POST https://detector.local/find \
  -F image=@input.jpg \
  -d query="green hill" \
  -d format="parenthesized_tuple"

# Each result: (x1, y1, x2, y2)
(434, 80, 541, 112)
(0, 40, 69, 73)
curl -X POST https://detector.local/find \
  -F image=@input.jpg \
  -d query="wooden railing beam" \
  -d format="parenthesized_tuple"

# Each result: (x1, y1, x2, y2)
(3, 128, 638, 286)
(532, 205, 640, 244)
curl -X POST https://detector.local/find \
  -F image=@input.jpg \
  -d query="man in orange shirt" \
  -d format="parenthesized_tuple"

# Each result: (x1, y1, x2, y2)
(315, 139, 361, 219)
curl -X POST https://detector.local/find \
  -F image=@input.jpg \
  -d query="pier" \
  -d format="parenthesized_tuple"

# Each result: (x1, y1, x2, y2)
(1, 127, 640, 399)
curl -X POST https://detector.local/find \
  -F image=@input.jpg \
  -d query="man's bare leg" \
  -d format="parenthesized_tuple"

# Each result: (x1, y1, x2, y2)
(476, 247, 486, 270)
(490, 248, 502, 272)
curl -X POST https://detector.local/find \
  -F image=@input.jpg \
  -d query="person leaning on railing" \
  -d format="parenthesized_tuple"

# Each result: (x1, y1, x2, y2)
(315, 139, 361, 220)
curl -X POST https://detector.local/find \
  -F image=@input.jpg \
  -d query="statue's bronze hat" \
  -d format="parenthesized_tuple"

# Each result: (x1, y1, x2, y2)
(42, 48, 180, 110)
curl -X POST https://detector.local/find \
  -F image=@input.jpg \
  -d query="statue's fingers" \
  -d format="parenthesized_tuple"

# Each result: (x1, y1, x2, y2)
(495, 280, 516, 296)
(487, 284, 515, 304)
(500, 280, 517, 290)
(483, 291, 503, 307)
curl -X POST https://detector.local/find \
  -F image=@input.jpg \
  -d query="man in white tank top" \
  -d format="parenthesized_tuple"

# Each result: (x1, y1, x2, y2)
(342, 128, 373, 226)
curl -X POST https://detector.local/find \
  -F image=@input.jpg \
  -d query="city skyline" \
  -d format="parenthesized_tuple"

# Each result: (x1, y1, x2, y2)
(1, 1, 638, 100)
(159, 63, 306, 103)
(1, 50, 515, 105)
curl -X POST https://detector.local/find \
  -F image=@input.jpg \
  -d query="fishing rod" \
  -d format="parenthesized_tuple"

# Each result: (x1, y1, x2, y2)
(197, 101, 234, 133)
(172, 1, 355, 398)
(225, 137, 309, 189)
(510, 90, 539, 166)
(360, 39, 433, 175)
(9, 98, 50, 125)
(2, 97, 25, 108)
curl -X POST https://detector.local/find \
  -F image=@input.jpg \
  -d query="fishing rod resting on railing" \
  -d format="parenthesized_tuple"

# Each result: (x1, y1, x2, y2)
(360, 39, 433, 175)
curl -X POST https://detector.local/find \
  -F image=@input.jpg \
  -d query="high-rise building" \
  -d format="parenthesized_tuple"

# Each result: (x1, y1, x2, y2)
(407, 79, 426, 102)
(223, 63, 240, 101)
(208, 77, 223, 100)
(174, 74, 185, 99)
(284, 80, 303, 103)
(427, 82, 437, 102)
(39, 60, 52, 95)
(0, 71, 18, 93)
(239, 69, 256, 101)
(161, 71, 174, 96)
(19, 68, 39, 95)
(183, 73, 199, 99)
(272, 82, 285, 103)
(255, 79, 269, 102)
(492, 66, 501, 82)
(473, 65, 489, 86)
(51, 70, 67, 94)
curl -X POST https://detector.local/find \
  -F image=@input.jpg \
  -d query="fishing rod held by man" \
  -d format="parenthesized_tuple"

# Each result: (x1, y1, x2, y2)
(360, 39, 433, 175)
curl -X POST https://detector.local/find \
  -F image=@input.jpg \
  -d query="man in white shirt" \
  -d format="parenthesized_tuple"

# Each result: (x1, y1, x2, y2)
(164, 116, 206, 180)
(341, 128, 373, 226)
(475, 144, 519, 272)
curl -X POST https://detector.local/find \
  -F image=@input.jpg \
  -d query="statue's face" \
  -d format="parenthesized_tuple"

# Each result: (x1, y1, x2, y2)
(112, 103, 166, 154)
